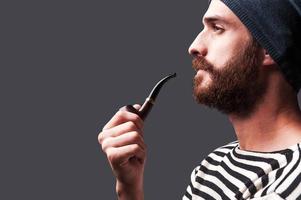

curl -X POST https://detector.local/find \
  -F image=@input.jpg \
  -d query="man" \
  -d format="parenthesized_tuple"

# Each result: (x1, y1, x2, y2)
(98, 0, 301, 199)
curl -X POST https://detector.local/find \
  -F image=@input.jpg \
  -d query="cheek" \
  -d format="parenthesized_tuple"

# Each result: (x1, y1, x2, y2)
(206, 34, 245, 69)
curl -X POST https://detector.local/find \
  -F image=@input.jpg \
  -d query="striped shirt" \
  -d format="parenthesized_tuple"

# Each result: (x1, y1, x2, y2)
(183, 141, 301, 200)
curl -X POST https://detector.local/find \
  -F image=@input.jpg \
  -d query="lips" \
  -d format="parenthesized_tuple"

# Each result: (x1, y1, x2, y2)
(195, 69, 208, 77)
(192, 57, 214, 73)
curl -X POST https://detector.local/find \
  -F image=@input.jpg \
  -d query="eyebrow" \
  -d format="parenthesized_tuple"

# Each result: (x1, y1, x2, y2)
(203, 15, 232, 26)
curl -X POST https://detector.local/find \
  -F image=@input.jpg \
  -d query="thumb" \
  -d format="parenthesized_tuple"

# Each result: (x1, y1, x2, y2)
(133, 104, 141, 110)
(119, 104, 140, 115)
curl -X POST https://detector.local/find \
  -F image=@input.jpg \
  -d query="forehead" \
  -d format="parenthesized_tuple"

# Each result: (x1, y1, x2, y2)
(203, 0, 242, 26)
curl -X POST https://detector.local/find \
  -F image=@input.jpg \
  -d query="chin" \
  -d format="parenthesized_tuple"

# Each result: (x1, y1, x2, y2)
(194, 85, 210, 99)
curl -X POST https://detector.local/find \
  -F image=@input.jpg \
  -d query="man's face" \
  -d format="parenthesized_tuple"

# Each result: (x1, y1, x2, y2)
(189, 0, 266, 117)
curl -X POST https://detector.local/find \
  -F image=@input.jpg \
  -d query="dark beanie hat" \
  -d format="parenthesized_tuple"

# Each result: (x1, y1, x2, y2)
(219, 0, 301, 92)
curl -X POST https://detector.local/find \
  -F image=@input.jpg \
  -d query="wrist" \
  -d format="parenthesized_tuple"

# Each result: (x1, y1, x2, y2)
(116, 181, 144, 200)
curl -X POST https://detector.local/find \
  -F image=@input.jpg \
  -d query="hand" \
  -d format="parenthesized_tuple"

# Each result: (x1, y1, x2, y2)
(98, 104, 146, 199)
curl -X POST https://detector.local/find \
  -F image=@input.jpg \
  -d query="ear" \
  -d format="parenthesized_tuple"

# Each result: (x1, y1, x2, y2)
(262, 49, 276, 66)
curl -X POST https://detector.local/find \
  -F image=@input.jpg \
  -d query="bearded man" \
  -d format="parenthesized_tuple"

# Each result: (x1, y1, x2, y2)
(98, 0, 301, 199)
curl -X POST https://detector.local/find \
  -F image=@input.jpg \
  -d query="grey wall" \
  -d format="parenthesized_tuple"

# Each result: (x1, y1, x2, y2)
(4, 0, 296, 199)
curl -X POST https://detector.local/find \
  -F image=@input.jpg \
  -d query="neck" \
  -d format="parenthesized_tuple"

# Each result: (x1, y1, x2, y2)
(229, 75, 301, 152)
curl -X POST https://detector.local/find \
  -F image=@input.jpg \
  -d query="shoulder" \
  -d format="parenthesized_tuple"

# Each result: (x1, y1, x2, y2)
(184, 141, 239, 199)
(274, 144, 301, 199)
(203, 141, 238, 163)
(192, 141, 238, 174)
(210, 141, 238, 154)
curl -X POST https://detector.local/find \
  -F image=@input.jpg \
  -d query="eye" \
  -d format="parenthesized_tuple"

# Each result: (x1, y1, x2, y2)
(212, 24, 224, 33)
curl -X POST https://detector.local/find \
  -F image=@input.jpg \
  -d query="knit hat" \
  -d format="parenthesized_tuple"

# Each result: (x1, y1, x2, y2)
(218, 0, 301, 92)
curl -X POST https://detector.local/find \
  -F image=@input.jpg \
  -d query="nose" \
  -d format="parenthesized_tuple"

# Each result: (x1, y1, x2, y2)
(188, 32, 207, 57)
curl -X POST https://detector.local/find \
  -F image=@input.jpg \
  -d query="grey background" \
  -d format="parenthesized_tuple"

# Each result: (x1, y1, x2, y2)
(4, 0, 297, 199)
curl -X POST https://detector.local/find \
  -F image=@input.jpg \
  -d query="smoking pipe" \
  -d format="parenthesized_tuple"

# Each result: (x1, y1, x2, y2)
(125, 73, 176, 120)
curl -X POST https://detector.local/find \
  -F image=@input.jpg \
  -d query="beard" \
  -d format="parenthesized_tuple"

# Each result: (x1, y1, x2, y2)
(192, 39, 266, 118)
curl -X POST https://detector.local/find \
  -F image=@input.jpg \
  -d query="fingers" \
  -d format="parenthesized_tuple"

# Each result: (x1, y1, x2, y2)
(98, 104, 146, 170)
(101, 131, 146, 153)
(106, 144, 146, 167)
(102, 106, 143, 131)
(99, 121, 142, 143)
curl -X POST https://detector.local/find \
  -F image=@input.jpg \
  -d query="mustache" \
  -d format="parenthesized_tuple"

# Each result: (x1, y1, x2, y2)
(192, 57, 214, 73)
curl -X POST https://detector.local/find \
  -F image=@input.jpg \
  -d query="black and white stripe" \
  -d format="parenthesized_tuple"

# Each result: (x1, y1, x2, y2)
(183, 142, 301, 200)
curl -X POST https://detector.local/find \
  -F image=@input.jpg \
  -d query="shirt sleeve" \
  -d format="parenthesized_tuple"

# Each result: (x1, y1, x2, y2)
(182, 166, 200, 200)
